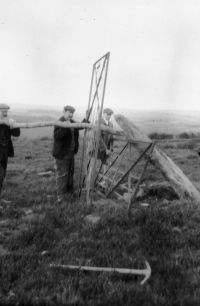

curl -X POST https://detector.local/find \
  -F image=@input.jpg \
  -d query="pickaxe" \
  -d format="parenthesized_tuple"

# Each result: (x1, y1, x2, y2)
(50, 260, 151, 285)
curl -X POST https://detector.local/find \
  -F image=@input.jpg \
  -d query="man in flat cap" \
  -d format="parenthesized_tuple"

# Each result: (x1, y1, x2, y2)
(0, 104, 20, 203)
(52, 105, 81, 203)
(98, 108, 114, 172)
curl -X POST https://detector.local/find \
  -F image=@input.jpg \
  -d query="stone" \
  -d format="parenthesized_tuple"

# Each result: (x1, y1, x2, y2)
(186, 269, 199, 286)
(22, 213, 44, 222)
(38, 171, 53, 177)
(1, 199, 11, 205)
(22, 208, 33, 215)
(172, 227, 182, 234)
(121, 192, 131, 203)
(85, 214, 100, 225)
(136, 187, 145, 198)
(0, 244, 10, 257)
(0, 219, 10, 227)
(41, 250, 49, 256)
(146, 182, 179, 200)
(140, 203, 150, 207)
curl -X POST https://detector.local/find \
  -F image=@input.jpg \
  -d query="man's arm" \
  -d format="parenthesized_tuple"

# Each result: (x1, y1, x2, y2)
(76, 118, 90, 130)
(0, 118, 20, 137)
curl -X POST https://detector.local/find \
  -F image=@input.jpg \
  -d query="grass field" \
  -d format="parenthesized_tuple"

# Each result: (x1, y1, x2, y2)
(1, 128, 200, 305)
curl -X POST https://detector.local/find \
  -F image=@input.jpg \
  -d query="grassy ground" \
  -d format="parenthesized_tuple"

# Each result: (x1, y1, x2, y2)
(0, 135, 200, 305)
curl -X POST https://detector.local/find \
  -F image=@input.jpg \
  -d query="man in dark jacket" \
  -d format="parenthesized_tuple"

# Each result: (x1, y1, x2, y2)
(0, 104, 20, 201)
(98, 108, 114, 172)
(52, 105, 80, 203)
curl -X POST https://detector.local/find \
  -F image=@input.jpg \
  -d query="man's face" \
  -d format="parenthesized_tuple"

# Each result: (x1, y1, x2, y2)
(63, 110, 74, 120)
(0, 109, 8, 118)
(104, 113, 112, 121)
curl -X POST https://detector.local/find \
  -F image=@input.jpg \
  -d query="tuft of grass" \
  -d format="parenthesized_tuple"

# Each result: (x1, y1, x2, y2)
(176, 140, 197, 150)
(178, 132, 200, 139)
(148, 132, 173, 140)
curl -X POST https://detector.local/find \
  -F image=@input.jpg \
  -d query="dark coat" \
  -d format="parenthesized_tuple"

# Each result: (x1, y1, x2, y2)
(97, 118, 114, 162)
(52, 117, 79, 159)
(0, 124, 20, 157)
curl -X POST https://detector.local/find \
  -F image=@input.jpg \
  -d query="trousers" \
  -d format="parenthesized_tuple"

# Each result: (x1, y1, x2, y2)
(0, 150, 8, 196)
(55, 155, 74, 200)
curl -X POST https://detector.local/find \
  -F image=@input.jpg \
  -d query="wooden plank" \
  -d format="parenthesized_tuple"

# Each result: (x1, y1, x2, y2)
(115, 114, 200, 203)
(120, 183, 129, 190)
(113, 191, 124, 200)
(97, 174, 114, 182)
(0, 119, 122, 135)
(108, 168, 139, 181)
(95, 190, 106, 198)
(128, 143, 132, 202)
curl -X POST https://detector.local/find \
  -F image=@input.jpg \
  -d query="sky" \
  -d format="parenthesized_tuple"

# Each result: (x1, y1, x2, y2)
(1, 0, 200, 112)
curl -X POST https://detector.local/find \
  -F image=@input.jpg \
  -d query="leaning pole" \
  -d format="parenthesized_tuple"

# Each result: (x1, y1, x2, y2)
(114, 114, 200, 203)
(0, 120, 122, 135)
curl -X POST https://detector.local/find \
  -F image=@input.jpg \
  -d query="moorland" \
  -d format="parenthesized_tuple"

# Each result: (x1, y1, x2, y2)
(0, 109, 200, 305)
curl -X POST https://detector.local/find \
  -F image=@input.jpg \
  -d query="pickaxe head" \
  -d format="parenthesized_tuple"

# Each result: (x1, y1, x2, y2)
(140, 261, 151, 285)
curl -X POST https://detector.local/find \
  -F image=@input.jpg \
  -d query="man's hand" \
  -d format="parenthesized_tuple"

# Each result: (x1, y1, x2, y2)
(82, 118, 90, 124)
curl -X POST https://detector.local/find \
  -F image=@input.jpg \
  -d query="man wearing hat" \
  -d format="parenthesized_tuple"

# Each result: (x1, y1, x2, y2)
(52, 105, 80, 203)
(0, 104, 20, 202)
(98, 107, 114, 172)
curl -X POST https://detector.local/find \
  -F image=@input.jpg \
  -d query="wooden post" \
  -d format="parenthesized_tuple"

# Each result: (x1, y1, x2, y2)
(128, 142, 132, 206)
(78, 64, 95, 197)
(114, 114, 200, 203)
(91, 53, 110, 191)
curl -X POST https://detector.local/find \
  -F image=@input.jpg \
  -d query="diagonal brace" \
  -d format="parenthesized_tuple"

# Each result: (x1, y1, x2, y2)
(106, 142, 153, 198)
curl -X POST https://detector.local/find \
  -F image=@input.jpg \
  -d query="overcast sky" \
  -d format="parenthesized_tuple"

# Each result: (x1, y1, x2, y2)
(1, 0, 200, 112)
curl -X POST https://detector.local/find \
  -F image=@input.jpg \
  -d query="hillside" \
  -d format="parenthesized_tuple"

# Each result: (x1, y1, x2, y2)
(8, 108, 200, 139)
(0, 131, 200, 305)
(119, 109, 200, 134)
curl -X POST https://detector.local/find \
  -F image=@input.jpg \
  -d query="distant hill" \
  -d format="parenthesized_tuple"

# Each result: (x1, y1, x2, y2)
(9, 108, 200, 138)
(115, 109, 200, 134)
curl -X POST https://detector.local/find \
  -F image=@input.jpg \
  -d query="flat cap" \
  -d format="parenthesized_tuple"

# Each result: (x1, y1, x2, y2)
(103, 108, 113, 115)
(0, 103, 10, 110)
(63, 105, 75, 113)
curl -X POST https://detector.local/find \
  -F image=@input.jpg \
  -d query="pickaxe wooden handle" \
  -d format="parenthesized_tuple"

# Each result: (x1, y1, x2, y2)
(50, 260, 151, 285)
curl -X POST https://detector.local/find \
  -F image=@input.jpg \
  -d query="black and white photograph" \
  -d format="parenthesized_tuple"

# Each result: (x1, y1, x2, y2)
(0, 1, 200, 305)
